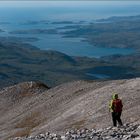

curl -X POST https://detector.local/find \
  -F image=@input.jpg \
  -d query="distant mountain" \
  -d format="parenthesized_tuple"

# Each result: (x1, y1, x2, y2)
(2, 14, 140, 89)
(10, 29, 58, 34)
(0, 41, 107, 88)
(1, 78, 140, 139)
(1, 36, 140, 88)
(62, 15, 140, 50)
(0, 29, 4, 32)
(96, 15, 140, 22)
(101, 53, 140, 68)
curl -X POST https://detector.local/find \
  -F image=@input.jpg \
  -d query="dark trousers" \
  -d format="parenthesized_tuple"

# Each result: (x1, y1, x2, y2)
(112, 112, 123, 127)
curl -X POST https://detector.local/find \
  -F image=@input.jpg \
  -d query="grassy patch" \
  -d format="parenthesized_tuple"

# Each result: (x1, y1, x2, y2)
(14, 111, 42, 136)
(70, 119, 86, 129)
(10, 128, 31, 138)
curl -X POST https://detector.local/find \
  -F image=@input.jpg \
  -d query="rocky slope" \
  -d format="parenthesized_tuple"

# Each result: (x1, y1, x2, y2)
(0, 78, 140, 139)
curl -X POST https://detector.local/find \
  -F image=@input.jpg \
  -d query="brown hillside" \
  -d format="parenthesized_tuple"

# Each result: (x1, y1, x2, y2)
(0, 79, 140, 140)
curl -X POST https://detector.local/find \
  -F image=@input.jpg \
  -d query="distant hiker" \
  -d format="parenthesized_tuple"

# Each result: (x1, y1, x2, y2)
(109, 93, 123, 127)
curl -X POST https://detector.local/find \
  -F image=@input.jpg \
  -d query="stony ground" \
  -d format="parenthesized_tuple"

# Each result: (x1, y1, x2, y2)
(11, 123, 140, 140)
(1, 78, 140, 139)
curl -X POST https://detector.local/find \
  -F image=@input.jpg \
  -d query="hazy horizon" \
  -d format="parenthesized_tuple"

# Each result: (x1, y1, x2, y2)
(0, 1, 140, 21)
(0, 1, 140, 7)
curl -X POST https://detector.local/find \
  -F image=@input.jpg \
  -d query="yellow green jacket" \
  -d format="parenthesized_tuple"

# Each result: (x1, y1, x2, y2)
(109, 94, 123, 112)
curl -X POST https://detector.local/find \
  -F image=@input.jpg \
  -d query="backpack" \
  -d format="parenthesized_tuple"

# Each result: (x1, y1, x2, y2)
(112, 99, 123, 112)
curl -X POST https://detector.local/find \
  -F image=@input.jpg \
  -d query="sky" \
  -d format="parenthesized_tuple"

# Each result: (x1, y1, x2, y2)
(0, 1, 140, 7)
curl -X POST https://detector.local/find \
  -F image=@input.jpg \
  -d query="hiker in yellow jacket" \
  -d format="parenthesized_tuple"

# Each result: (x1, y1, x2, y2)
(109, 93, 123, 127)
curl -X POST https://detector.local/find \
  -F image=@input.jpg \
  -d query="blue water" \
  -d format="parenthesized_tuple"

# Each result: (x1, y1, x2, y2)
(0, 1, 140, 57)
(86, 73, 110, 79)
